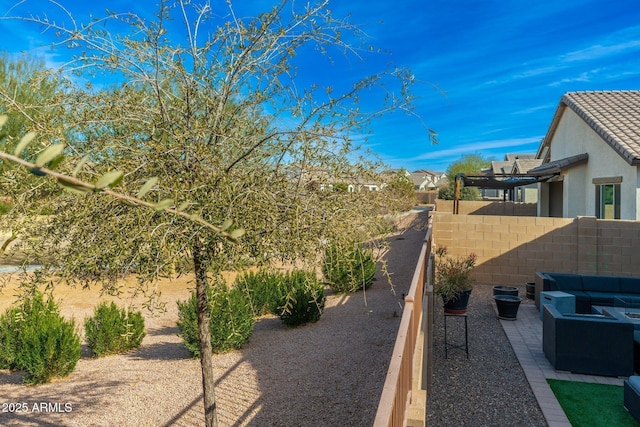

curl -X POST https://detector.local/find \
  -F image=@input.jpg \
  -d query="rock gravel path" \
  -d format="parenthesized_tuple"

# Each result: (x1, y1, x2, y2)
(428, 284, 547, 426)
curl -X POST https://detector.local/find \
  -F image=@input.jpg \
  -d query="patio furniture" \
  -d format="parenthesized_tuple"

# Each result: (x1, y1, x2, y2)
(535, 272, 640, 314)
(444, 312, 468, 359)
(539, 291, 575, 320)
(624, 376, 640, 422)
(542, 305, 634, 377)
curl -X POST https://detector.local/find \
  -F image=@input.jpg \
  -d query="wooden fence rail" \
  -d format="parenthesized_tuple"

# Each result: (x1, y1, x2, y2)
(373, 215, 433, 427)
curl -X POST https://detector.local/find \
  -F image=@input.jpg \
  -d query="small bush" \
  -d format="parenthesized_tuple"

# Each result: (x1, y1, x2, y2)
(0, 290, 81, 384)
(0, 200, 12, 215)
(236, 269, 281, 317)
(322, 244, 377, 294)
(177, 284, 254, 356)
(272, 270, 326, 327)
(84, 301, 146, 357)
(0, 309, 18, 369)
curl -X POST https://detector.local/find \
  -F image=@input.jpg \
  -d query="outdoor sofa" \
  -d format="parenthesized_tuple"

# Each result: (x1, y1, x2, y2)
(624, 376, 640, 422)
(542, 304, 635, 377)
(535, 272, 640, 314)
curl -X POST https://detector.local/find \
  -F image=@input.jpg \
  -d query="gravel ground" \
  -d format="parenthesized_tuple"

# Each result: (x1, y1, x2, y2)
(427, 284, 547, 427)
(0, 212, 427, 427)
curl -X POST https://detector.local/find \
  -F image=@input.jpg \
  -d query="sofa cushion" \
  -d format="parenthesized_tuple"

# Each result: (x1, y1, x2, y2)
(549, 273, 583, 291)
(562, 290, 589, 300)
(585, 291, 616, 306)
(620, 277, 640, 294)
(582, 275, 620, 292)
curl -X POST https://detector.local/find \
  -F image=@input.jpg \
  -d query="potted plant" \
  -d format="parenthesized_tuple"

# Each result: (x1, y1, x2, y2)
(434, 245, 477, 314)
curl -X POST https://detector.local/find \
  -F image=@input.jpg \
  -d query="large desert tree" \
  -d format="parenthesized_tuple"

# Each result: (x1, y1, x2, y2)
(1, 1, 420, 425)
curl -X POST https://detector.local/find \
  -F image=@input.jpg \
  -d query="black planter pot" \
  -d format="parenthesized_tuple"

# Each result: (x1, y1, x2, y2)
(443, 288, 472, 315)
(494, 295, 522, 320)
(493, 285, 519, 297)
(525, 282, 535, 300)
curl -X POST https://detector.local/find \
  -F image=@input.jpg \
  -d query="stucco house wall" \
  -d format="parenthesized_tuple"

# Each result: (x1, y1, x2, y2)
(534, 91, 640, 221)
(550, 108, 639, 219)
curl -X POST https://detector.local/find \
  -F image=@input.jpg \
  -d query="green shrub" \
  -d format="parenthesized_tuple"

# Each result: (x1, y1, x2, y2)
(0, 200, 12, 215)
(236, 269, 281, 317)
(272, 270, 326, 327)
(176, 284, 254, 356)
(0, 291, 81, 384)
(0, 308, 18, 369)
(322, 243, 377, 294)
(235, 268, 326, 327)
(84, 301, 146, 357)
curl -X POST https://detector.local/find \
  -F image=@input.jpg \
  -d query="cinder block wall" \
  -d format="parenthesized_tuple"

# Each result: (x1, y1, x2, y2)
(435, 199, 537, 216)
(594, 219, 640, 277)
(432, 213, 640, 286)
(416, 191, 437, 205)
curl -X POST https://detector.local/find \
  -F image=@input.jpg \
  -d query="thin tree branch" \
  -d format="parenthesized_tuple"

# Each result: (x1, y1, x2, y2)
(0, 151, 242, 241)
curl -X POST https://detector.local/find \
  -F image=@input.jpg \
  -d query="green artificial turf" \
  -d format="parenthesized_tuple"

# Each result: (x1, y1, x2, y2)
(547, 379, 640, 426)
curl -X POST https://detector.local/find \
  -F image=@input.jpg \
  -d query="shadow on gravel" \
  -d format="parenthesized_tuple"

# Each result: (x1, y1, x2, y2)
(0, 377, 125, 427)
(145, 325, 181, 337)
(125, 326, 192, 361)
(0, 369, 23, 386)
(126, 341, 192, 361)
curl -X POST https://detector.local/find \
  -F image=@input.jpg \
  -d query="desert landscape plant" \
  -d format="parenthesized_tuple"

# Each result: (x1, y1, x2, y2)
(0, 289, 81, 384)
(271, 270, 326, 326)
(177, 281, 254, 355)
(236, 269, 282, 317)
(84, 301, 146, 357)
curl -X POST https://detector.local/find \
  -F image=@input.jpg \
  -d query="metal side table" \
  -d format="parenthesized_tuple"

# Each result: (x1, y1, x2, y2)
(444, 312, 468, 358)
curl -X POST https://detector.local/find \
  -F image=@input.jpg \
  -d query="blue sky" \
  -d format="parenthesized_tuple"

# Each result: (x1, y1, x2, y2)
(3, 0, 640, 173)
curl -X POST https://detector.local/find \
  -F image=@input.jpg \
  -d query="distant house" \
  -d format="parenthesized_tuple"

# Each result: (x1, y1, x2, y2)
(480, 160, 511, 199)
(531, 91, 640, 220)
(482, 154, 542, 202)
(287, 164, 384, 192)
(409, 170, 446, 190)
(511, 156, 543, 203)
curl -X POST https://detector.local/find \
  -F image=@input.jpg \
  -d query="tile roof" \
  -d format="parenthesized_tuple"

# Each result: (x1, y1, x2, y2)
(528, 153, 588, 176)
(540, 90, 640, 166)
(513, 158, 543, 173)
(491, 160, 513, 174)
(505, 153, 536, 162)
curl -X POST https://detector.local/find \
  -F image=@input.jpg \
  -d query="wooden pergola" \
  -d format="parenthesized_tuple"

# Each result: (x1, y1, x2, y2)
(453, 153, 589, 214)
(453, 173, 548, 214)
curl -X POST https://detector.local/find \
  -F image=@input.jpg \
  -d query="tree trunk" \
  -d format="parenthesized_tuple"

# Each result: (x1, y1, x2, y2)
(193, 239, 218, 427)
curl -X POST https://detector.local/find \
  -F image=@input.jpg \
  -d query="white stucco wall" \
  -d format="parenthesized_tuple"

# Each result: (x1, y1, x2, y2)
(549, 108, 639, 220)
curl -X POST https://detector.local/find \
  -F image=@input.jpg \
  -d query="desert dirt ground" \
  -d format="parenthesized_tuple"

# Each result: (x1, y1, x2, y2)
(0, 210, 428, 427)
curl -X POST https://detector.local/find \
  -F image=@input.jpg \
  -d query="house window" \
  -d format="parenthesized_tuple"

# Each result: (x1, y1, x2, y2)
(595, 182, 621, 219)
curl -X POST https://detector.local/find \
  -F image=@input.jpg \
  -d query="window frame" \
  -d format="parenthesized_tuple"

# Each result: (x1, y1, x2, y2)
(594, 178, 621, 219)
